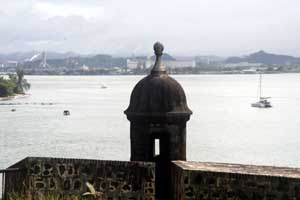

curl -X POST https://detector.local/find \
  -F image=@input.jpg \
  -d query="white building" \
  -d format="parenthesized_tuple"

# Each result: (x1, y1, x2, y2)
(81, 65, 89, 71)
(146, 59, 196, 69)
(224, 62, 262, 68)
(126, 59, 140, 69)
(165, 60, 196, 68)
(5, 60, 18, 68)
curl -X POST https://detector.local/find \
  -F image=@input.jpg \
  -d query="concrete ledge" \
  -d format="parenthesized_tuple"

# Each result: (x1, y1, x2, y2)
(171, 161, 300, 200)
(173, 160, 300, 179)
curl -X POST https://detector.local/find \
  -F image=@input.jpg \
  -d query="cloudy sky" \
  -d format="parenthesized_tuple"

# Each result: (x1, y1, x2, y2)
(0, 0, 299, 56)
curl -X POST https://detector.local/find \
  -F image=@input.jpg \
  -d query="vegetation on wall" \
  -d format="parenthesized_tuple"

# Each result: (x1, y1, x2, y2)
(7, 192, 94, 200)
(5, 191, 102, 200)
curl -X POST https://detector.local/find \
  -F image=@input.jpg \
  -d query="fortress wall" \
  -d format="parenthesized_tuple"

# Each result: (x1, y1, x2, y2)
(5, 157, 155, 200)
(171, 161, 300, 200)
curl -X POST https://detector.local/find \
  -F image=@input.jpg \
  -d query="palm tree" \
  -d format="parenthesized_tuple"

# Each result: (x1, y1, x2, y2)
(9, 68, 30, 94)
(83, 182, 103, 199)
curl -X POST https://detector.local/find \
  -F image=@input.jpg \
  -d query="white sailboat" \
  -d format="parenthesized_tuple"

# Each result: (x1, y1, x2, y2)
(100, 83, 107, 89)
(251, 72, 272, 108)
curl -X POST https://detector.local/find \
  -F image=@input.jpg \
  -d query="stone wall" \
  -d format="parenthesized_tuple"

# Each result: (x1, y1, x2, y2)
(8, 158, 300, 200)
(4, 157, 155, 200)
(171, 161, 300, 200)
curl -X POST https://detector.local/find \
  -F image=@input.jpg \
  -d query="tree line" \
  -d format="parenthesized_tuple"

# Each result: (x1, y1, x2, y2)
(0, 69, 30, 97)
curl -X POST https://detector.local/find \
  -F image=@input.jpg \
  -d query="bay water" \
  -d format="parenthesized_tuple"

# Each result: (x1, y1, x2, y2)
(1, 74, 300, 171)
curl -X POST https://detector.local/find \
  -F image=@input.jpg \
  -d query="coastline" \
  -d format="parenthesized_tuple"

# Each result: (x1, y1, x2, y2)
(0, 94, 29, 101)
(17, 71, 299, 76)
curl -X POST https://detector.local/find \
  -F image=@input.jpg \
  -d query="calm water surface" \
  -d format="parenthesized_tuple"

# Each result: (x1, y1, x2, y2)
(1, 74, 300, 170)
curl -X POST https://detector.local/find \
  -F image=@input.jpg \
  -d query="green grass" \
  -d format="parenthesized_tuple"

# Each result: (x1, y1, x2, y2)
(4, 182, 100, 200)
(7, 192, 85, 200)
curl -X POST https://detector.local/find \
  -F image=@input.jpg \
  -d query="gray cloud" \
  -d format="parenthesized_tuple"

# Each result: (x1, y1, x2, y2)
(0, 0, 299, 56)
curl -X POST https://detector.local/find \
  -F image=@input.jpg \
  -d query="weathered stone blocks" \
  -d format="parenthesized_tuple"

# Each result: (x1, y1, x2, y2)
(171, 161, 300, 200)
(5, 157, 155, 200)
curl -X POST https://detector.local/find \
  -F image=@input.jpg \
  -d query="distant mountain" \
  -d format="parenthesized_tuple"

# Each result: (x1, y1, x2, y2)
(23, 53, 126, 68)
(45, 52, 80, 60)
(226, 50, 300, 65)
(0, 51, 80, 62)
(194, 55, 225, 62)
(150, 53, 176, 61)
(0, 51, 38, 62)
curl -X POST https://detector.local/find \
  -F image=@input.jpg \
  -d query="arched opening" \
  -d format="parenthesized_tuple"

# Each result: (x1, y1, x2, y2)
(155, 139, 160, 156)
(151, 131, 171, 200)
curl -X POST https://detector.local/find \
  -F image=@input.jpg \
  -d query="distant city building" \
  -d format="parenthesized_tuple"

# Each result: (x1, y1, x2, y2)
(126, 59, 139, 69)
(126, 59, 145, 69)
(146, 59, 196, 69)
(195, 56, 224, 66)
(241, 67, 258, 73)
(224, 62, 262, 68)
(26, 51, 51, 68)
(39, 52, 51, 68)
(165, 60, 196, 68)
(5, 61, 18, 68)
(81, 65, 89, 71)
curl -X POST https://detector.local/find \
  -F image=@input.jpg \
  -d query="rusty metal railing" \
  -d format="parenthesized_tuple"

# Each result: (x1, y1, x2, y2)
(0, 168, 21, 200)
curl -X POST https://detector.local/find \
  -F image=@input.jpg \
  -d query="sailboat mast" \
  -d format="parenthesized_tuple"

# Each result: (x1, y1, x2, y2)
(259, 72, 262, 99)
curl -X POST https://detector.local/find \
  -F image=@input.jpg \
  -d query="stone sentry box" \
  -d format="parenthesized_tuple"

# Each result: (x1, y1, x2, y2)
(4, 157, 155, 200)
(124, 42, 192, 200)
(171, 161, 300, 200)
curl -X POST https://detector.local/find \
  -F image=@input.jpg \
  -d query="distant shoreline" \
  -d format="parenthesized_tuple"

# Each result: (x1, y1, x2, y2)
(0, 94, 29, 101)
(16, 71, 299, 76)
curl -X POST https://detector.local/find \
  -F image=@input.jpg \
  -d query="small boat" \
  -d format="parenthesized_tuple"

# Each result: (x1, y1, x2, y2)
(251, 97, 272, 108)
(63, 110, 70, 115)
(11, 109, 16, 112)
(101, 84, 107, 89)
(251, 72, 272, 108)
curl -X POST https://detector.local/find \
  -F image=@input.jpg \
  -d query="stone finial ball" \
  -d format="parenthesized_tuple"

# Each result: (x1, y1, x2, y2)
(154, 42, 164, 56)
